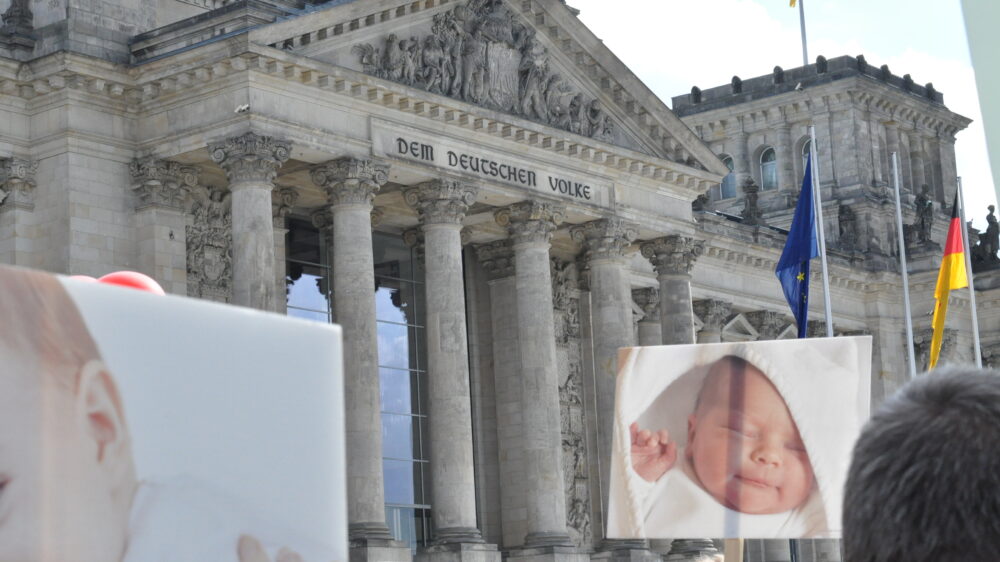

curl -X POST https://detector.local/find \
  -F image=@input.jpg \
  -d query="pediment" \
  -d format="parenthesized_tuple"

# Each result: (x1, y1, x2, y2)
(722, 314, 760, 342)
(254, 0, 727, 175)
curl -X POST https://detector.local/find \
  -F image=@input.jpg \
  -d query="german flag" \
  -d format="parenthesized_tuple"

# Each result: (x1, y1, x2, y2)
(929, 194, 969, 369)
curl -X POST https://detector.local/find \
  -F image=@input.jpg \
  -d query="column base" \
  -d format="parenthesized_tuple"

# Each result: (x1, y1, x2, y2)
(415, 542, 501, 562)
(349, 537, 413, 562)
(506, 545, 591, 562)
(664, 538, 720, 561)
(591, 539, 658, 561)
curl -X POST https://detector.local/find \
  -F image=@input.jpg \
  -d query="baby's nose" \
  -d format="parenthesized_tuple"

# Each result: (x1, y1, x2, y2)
(751, 443, 782, 467)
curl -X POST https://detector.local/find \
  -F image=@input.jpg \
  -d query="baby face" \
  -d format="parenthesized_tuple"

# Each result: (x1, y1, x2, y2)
(686, 359, 814, 514)
(0, 355, 127, 562)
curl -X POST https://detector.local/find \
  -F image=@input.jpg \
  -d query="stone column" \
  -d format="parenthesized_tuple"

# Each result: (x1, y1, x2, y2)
(569, 218, 639, 546)
(730, 127, 751, 188)
(908, 131, 927, 192)
(640, 236, 706, 345)
(633, 288, 662, 347)
(405, 180, 498, 560)
(272, 187, 299, 314)
(493, 201, 577, 552)
(210, 132, 290, 310)
(693, 299, 732, 344)
(128, 158, 194, 295)
(310, 158, 405, 556)
(937, 132, 959, 204)
(776, 123, 795, 191)
(0, 158, 38, 267)
(884, 121, 902, 188)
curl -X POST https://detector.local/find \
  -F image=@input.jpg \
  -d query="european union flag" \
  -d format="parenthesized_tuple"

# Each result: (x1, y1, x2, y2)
(775, 153, 819, 338)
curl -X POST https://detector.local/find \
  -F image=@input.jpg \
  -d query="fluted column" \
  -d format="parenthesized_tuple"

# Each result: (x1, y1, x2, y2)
(405, 179, 485, 545)
(633, 288, 662, 347)
(493, 201, 574, 549)
(210, 132, 290, 310)
(0, 158, 38, 266)
(693, 299, 732, 344)
(128, 158, 195, 295)
(640, 236, 705, 345)
(310, 157, 395, 543)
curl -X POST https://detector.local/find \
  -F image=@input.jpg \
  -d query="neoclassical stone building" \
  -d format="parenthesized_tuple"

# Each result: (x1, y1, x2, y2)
(2, 1, 997, 561)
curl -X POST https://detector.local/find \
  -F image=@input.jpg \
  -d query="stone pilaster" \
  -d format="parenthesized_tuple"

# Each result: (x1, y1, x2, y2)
(311, 158, 406, 557)
(908, 131, 927, 193)
(0, 157, 38, 266)
(731, 127, 750, 188)
(129, 157, 195, 295)
(272, 186, 299, 314)
(776, 123, 794, 191)
(633, 287, 662, 347)
(640, 236, 705, 345)
(493, 201, 581, 558)
(209, 132, 290, 310)
(407, 180, 498, 561)
(937, 132, 958, 204)
(693, 299, 732, 344)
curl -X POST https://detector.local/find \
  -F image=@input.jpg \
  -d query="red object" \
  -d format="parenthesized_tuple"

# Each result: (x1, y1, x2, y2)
(98, 271, 166, 296)
(69, 275, 98, 282)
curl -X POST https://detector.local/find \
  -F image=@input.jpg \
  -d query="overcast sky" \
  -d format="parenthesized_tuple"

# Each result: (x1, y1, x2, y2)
(570, 0, 997, 229)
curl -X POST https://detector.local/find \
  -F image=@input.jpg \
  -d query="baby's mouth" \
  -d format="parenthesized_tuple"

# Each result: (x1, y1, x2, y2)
(734, 474, 774, 489)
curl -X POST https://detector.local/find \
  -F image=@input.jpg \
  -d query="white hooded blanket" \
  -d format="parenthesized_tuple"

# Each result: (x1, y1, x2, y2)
(606, 337, 871, 539)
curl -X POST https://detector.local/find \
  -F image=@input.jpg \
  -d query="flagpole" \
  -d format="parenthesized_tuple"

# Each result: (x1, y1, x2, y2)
(798, 0, 809, 65)
(956, 177, 983, 367)
(892, 152, 918, 379)
(808, 126, 834, 337)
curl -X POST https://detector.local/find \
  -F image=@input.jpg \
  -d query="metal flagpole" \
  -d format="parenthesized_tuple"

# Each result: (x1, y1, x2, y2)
(956, 177, 983, 367)
(891, 153, 918, 379)
(809, 126, 834, 337)
(798, 0, 809, 65)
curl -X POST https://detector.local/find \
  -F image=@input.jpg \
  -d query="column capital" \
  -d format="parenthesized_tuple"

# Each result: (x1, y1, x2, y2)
(570, 217, 638, 263)
(311, 157, 389, 207)
(0, 157, 38, 210)
(474, 239, 515, 281)
(632, 287, 660, 320)
(495, 200, 565, 246)
(404, 179, 477, 226)
(745, 310, 788, 340)
(209, 132, 291, 185)
(129, 157, 199, 212)
(693, 299, 732, 332)
(310, 207, 333, 231)
(272, 186, 299, 221)
(640, 235, 705, 276)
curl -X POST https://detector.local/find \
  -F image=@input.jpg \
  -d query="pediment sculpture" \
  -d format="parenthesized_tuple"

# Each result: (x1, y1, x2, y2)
(353, 0, 614, 142)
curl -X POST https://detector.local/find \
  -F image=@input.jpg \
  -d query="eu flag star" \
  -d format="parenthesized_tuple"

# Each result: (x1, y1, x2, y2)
(796, 271, 806, 282)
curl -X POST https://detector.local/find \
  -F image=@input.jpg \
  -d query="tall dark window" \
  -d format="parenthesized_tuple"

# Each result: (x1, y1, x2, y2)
(760, 147, 778, 190)
(720, 155, 737, 198)
(285, 223, 431, 552)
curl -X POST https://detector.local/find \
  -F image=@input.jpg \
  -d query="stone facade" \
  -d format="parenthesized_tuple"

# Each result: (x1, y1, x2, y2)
(2, 2, 998, 562)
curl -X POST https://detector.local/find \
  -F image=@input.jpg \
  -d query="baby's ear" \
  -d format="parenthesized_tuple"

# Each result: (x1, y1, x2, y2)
(686, 414, 697, 456)
(76, 360, 129, 466)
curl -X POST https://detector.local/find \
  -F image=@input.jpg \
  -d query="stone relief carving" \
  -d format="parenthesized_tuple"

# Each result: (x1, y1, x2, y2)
(0, 157, 38, 210)
(129, 157, 199, 212)
(838, 204, 858, 251)
(745, 310, 789, 341)
(353, 0, 614, 142)
(186, 185, 233, 302)
(549, 256, 590, 545)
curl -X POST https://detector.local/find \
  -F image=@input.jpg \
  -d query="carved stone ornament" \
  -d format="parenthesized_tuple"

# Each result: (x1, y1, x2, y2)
(640, 235, 705, 276)
(1, 0, 33, 34)
(745, 310, 788, 340)
(311, 157, 389, 208)
(404, 179, 478, 225)
(402, 228, 425, 264)
(209, 132, 291, 185)
(0, 158, 38, 210)
(693, 299, 732, 332)
(570, 217, 638, 263)
(186, 185, 233, 302)
(740, 177, 765, 226)
(632, 287, 660, 320)
(838, 204, 858, 251)
(129, 157, 199, 212)
(272, 186, 299, 220)
(550, 257, 577, 312)
(475, 239, 515, 280)
(495, 200, 565, 245)
(352, 0, 614, 142)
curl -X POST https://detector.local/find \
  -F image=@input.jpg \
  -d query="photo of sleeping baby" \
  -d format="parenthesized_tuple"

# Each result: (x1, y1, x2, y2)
(606, 337, 871, 540)
(0, 265, 346, 562)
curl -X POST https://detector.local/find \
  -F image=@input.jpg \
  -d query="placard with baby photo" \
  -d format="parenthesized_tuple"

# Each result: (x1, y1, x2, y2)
(606, 337, 872, 540)
(0, 265, 346, 562)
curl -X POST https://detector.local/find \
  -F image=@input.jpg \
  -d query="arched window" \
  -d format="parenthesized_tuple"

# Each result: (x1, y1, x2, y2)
(760, 147, 777, 190)
(801, 139, 812, 171)
(720, 155, 737, 198)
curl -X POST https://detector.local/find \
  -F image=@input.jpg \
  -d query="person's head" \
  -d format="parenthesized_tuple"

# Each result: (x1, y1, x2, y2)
(0, 266, 136, 562)
(686, 355, 814, 514)
(843, 368, 1000, 562)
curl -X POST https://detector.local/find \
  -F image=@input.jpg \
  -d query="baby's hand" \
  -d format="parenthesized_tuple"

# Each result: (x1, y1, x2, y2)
(629, 422, 677, 483)
(238, 535, 304, 562)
